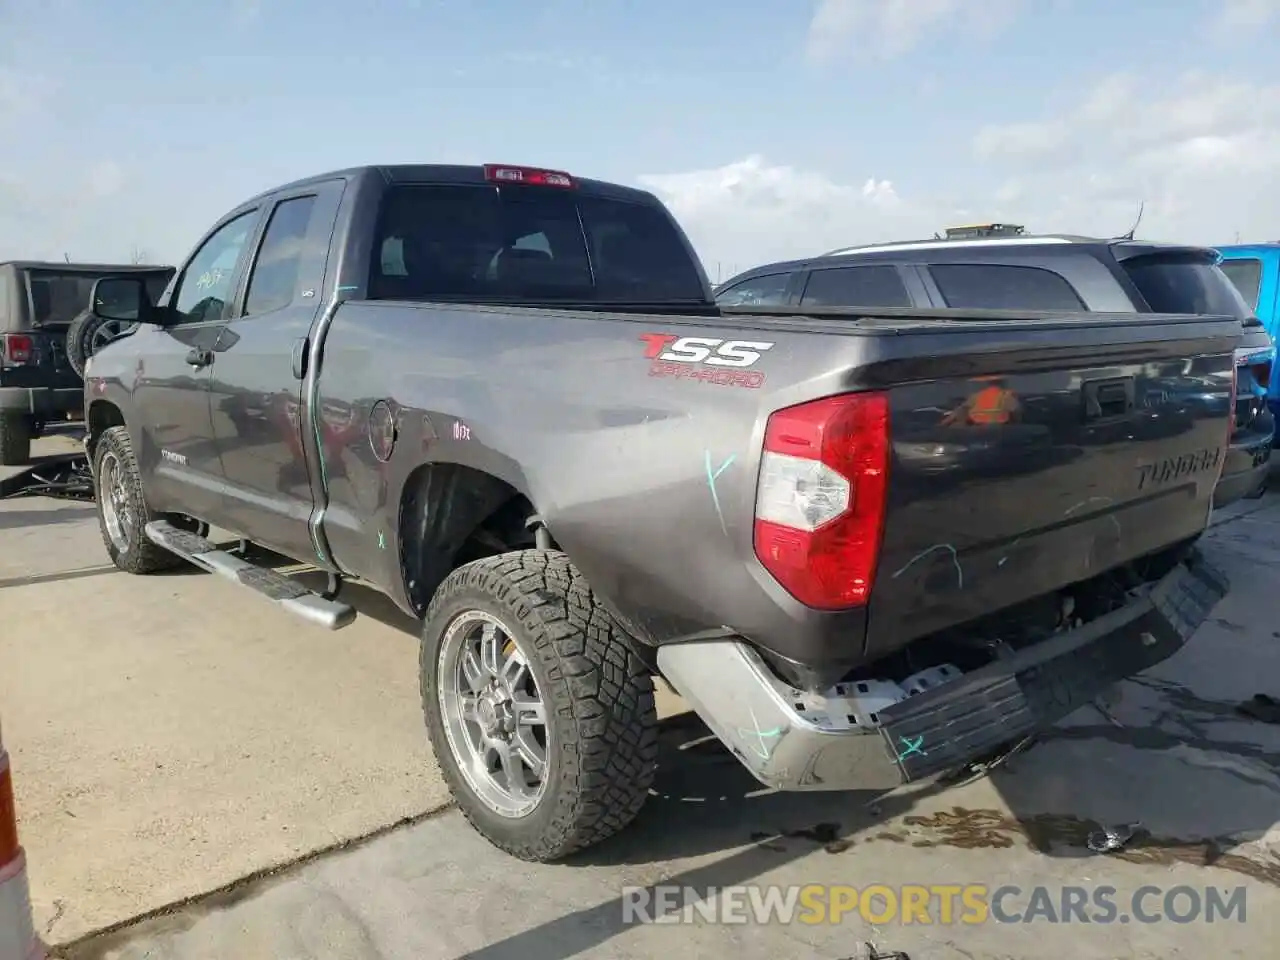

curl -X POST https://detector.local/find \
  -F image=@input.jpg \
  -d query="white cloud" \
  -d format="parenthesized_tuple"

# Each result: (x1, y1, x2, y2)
(1213, 0, 1280, 30)
(638, 73, 1280, 275)
(805, 0, 1022, 62)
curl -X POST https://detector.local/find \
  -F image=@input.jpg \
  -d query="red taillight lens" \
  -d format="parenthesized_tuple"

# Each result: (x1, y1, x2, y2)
(753, 392, 890, 609)
(483, 164, 574, 188)
(0, 333, 33, 365)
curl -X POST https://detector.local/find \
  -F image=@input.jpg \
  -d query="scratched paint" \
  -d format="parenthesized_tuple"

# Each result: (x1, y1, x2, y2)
(896, 735, 927, 761)
(704, 450, 736, 535)
(891, 543, 963, 589)
(739, 705, 785, 760)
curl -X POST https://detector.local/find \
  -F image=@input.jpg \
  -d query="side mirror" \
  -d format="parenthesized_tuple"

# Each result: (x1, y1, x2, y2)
(90, 276, 163, 325)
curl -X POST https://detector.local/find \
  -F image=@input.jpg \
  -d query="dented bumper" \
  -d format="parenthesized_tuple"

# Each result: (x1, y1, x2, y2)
(656, 553, 1228, 792)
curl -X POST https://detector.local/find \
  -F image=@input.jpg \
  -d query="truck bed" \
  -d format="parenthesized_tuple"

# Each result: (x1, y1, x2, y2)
(315, 299, 1239, 689)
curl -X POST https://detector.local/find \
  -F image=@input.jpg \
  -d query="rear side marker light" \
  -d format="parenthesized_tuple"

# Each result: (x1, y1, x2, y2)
(483, 164, 574, 188)
(754, 392, 890, 609)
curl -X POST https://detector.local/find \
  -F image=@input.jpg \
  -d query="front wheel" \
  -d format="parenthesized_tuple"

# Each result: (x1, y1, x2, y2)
(93, 426, 183, 574)
(420, 550, 659, 862)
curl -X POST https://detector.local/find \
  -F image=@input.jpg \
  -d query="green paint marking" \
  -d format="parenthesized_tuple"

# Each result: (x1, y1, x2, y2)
(378, 530, 387, 550)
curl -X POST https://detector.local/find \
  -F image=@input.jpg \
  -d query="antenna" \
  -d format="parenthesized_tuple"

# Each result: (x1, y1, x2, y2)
(1119, 200, 1145, 241)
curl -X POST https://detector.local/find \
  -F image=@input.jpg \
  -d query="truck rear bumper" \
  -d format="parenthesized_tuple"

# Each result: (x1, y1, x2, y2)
(0, 386, 82, 417)
(657, 553, 1228, 792)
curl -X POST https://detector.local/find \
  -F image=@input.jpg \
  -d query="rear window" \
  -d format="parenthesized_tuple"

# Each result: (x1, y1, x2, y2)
(26, 269, 171, 325)
(369, 184, 707, 304)
(929, 264, 1085, 310)
(799, 265, 912, 308)
(1121, 256, 1254, 320)
(1217, 258, 1263, 311)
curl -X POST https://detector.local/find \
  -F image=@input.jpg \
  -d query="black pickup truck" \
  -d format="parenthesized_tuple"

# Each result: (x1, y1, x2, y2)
(82, 163, 1233, 862)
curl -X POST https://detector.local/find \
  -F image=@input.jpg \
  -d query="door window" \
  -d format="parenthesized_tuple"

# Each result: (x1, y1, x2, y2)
(929, 263, 1085, 310)
(1218, 258, 1263, 311)
(171, 211, 258, 325)
(714, 273, 791, 306)
(243, 196, 317, 316)
(799, 265, 912, 308)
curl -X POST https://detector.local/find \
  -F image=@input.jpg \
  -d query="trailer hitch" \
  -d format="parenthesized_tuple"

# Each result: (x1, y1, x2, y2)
(0, 451, 95, 502)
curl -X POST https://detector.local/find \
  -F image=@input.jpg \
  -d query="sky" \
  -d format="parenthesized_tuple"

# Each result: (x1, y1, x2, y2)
(2, 0, 1280, 283)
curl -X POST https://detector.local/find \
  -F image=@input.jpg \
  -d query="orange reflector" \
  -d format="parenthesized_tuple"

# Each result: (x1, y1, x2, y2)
(0, 753, 19, 867)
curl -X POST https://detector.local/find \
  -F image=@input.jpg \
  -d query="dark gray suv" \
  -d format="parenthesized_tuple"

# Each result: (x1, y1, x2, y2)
(715, 235, 1275, 508)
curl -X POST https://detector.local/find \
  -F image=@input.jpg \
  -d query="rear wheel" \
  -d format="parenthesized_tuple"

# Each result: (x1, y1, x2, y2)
(420, 550, 658, 862)
(93, 425, 183, 574)
(0, 412, 31, 466)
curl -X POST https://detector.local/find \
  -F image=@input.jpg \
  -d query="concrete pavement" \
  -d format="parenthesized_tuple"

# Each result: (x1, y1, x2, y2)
(1, 436, 450, 944)
(3, 435, 1279, 958)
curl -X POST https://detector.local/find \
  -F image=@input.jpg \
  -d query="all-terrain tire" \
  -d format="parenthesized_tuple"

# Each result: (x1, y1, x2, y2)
(93, 425, 183, 574)
(0, 412, 31, 466)
(420, 550, 659, 862)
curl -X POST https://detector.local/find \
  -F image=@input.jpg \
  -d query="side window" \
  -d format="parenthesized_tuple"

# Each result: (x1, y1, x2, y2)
(243, 196, 317, 316)
(171, 211, 258, 325)
(0, 268, 9, 325)
(929, 264, 1085, 310)
(715, 273, 791, 306)
(799, 265, 912, 308)
(1218, 258, 1263, 311)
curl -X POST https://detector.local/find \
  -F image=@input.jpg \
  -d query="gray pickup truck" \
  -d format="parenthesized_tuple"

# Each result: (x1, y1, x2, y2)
(82, 163, 1232, 862)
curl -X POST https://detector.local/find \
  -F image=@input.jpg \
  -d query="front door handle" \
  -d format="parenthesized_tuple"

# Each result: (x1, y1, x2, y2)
(186, 347, 214, 369)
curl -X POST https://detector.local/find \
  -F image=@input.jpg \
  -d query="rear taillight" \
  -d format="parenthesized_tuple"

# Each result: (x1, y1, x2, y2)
(483, 164, 574, 188)
(0, 334, 33, 366)
(753, 392, 890, 609)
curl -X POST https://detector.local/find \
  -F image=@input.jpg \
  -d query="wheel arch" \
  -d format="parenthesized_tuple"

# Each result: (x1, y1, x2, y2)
(86, 399, 126, 460)
(396, 460, 552, 617)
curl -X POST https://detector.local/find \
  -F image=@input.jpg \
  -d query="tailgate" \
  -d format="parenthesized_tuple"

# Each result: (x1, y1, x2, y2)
(865, 314, 1238, 656)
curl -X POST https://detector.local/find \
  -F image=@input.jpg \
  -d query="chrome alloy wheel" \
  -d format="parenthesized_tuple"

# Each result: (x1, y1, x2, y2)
(97, 449, 135, 553)
(437, 610, 549, 817)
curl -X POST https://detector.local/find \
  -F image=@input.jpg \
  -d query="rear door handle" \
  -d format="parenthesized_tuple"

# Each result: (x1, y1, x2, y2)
(186, 347, 214, 369)
(1082, 376, 1135, 420)
(291, 337, 308, 379)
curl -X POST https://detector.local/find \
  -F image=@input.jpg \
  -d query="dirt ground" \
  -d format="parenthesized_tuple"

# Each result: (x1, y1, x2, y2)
(2, 433, 1279, 959)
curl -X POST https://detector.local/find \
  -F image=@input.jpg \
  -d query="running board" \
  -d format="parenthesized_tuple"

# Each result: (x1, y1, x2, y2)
(144, 520, 356, 630)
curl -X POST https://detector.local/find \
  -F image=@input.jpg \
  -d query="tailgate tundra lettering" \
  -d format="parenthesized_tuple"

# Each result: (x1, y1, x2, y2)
(639, 332, 774, 388)
(1137, 446, 1222, 490)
